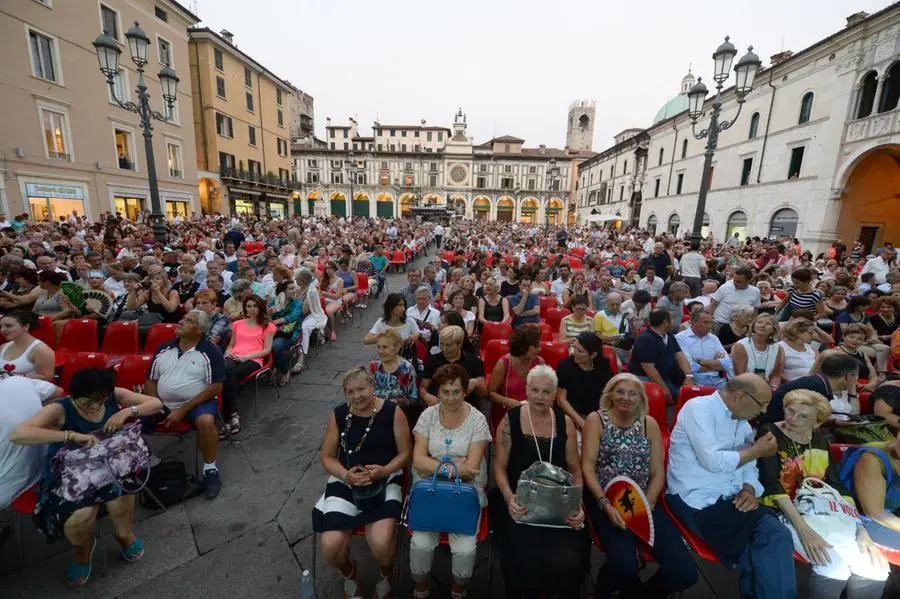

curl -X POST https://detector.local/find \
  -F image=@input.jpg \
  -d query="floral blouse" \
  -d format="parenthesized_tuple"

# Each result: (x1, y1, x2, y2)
(757, 423, 846, 506)
(369, 358, 419, 407)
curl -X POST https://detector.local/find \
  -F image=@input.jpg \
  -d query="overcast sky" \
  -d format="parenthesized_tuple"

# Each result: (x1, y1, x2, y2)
(194, 0, 894, 151)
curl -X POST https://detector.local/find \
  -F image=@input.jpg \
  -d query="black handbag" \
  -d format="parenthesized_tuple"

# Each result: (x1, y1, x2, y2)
(139, 459, 198, 509)
(351, 478, 387, 512)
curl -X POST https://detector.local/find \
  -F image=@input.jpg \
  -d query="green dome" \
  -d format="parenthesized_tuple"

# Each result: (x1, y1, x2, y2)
(653, 94, 689, 124)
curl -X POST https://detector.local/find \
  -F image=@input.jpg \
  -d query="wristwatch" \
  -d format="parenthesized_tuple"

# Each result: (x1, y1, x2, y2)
(597, 496, 611, 509)
(130, 406, 139, 417)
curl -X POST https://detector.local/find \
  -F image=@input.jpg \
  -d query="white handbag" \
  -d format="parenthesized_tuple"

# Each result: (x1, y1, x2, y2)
(783, 477, 860, 556)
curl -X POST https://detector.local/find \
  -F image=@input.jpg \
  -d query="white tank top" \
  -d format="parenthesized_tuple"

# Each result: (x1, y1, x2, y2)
(736, 337, 779, 381)
(0, 339, 43, 376)
(779, 340, 816, 381)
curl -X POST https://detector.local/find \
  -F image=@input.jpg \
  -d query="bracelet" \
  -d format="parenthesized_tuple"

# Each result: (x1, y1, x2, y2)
(342, 470, 351, 484)
(64, 430, 72, 444)
(597, 496, 611, 508)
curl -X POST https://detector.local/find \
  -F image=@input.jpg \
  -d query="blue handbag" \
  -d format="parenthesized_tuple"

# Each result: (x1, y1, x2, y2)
(406, 459, 480, 535)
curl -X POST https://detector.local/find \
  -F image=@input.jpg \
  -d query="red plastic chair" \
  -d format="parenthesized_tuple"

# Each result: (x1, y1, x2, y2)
(539, 341, 569, 370)
(101, 320, 140, 366)
(643, 381, 670, 441)
(602, 345, 619, 374)
(539, 296, 558, 319)
(10, 484, 40, 563)
(567, 257, 584, 271)
(674, 385, 718, 424)
(483, 338, 509, 374)
(773, 290, 786, 300)
(31, 315, 55, 349)
(59, 352, 109, 393)
(829, 443, 856, 465)
(355, 273, 370, 309)
(480, 321, 513, 360)
(545, 307, 571, 338)
(143, 323, 178, 356)
(241, 352, 278, 420)
(54, 319, 99, 367)
(662, 497, 721, 563)
(389, 250, 407, 271)
(524, 322, 552, 341)
(858, 391, 871, 414)
(116, 354, 153, 392)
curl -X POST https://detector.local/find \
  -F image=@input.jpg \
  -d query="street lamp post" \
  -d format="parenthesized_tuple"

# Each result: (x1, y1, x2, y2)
(546, 158, 561, 225)
(93, 23, 179, 244)
(686, 37, 761, 246)
(392, 179, 401, 219)
(344, 151, 358, 222)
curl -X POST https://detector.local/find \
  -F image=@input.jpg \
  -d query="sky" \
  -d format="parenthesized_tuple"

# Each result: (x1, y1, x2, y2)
(192, 0, 895, 151)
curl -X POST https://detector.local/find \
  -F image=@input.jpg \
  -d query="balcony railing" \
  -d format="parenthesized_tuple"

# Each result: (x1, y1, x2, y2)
(118, 157, 135, 170)
(168, 169, 182, 178)
(220, 166, 301, 190)
(48, 150, 71, 161)
(844, 108, 899, 144)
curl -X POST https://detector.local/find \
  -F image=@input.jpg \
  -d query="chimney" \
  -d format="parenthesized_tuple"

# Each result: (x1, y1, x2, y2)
(539, 144, 546, 154)
(220, 29, 234, 45)
(770, 50, 794, 66)
(846, 11, 869, 27)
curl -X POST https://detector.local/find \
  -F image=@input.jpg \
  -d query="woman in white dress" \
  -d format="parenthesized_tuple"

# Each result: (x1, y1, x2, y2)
(0, 311, 55, 382)
(294, 267, 327, 361)
(779, 317, 828, 382)
(364, 293, 421, 347)
(731, 313, 784, 389)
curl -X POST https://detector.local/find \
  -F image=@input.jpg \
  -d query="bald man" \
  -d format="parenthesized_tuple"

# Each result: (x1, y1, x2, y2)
(665, 374, 795, 599)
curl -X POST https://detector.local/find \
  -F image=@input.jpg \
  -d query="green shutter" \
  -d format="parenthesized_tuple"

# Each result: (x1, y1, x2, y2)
(352, 200, 370, 217)
(330, 199, 346, 217)
(293, 197, 302, 216)
(376, 202, 394, 218)
(307, 199, 315, 215)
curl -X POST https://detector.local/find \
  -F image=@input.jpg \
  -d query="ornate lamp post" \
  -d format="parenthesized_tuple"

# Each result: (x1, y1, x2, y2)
(93, 23, 179, 244)
(392, 178, 401, 219)
(546, 158, 561, 225)
(686, 37, 761, 245)
(344, 151, 358, 222)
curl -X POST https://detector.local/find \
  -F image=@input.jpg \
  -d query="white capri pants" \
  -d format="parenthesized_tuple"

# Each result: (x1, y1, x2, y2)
(300, 318, 325, 353)
(409, 531, 477, 584)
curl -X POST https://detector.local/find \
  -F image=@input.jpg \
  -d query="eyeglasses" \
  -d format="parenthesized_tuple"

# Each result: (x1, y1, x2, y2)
(743, 389, 766, 409)
(613, 388, 642, 399)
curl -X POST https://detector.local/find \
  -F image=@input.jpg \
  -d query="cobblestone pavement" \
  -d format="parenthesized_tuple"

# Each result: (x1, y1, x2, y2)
(0, 253, 807, 598)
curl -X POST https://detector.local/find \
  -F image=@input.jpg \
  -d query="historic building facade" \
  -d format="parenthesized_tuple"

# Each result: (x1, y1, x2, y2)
(576, 7, 900, 253)
(292, 108, 596, 223)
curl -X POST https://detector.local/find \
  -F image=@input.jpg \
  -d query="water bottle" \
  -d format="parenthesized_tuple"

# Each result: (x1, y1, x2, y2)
(299, 569, 317, 599)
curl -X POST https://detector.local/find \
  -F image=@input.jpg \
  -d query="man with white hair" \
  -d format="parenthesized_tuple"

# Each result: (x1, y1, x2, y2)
(687, 280, 719, 309)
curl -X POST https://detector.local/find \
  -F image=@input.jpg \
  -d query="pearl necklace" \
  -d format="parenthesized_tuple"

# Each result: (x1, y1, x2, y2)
(340, 404, 378, 458)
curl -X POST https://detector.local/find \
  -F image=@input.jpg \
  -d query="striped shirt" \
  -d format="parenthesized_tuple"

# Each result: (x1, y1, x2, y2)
(787, 289, 822, 313)
(149, 338, 225, 410)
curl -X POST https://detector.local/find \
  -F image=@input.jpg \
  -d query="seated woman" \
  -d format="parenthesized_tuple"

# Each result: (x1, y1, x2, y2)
(0, 311, 55, 381)
(410, 364, 491, 599)
(9, 368, 163, 587)
(477, 277, 510, 326)
(312, 367, 411, 599)
(779, 317, 826, 382)
(758, 389, 889, 598)
(836, 295, 872, 343)
(269, 280, 304, 385)
(562, 271, 590, 311)
(556, 332, 614, 431)
(756, 280, 780, 315)
(369, 328, 419, 424)
(487, 325, 544, 434)
(194, 289, 231, 351)
(819, 285, 849, 331)
(223, 279, 252, 321)
(172, 264, 201, 311)
(459, 275, 478, 311)
(445, 289, 475, 338)
(321, 261, 345, 342)
(128, 265, 180, 324)
(558, 295, 595, 346)
(716, 304, 754, 348)
(582, 373, 697, 598)
(221, 295, 276, 436)
(732, 313, 784, 389)
(873, 373, 900, 432)
(363, 293, 420, 347)
(838, 323, 880, 392)
(491, 364, 589, 598)
(295, 267, 328, 360)
(775, 268, 825, 322)
(420, 325, 485, 408)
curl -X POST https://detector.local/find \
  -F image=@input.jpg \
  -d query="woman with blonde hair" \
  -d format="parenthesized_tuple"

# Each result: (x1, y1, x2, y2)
(477, 277, 510, 325)
(582, 373, 697, 597)
(732, 313, 784, 388)
(758, 389, 888, 598)
(779, 317, 831, 382)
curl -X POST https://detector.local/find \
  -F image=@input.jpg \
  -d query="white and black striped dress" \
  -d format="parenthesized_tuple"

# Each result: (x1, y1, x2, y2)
(312, 401, 404, 532)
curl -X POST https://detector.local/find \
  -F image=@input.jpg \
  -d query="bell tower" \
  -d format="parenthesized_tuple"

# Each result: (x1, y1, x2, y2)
(565, 100, 595, 151)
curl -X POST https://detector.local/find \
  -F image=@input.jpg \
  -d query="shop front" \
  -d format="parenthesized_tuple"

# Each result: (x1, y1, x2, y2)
(25, 181, 87, 222)
(229, 189, 261, 217)
(267, 199, 288, 220)
(115, 196, 143, 221)
(165, 199, 191, 221)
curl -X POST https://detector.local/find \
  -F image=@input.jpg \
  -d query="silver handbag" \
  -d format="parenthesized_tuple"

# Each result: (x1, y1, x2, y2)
(515, 403, 582, 528)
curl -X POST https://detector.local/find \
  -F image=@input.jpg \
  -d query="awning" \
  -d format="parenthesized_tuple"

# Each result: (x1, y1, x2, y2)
(266, 193, 290, 200)
(585, 214, 622, 223)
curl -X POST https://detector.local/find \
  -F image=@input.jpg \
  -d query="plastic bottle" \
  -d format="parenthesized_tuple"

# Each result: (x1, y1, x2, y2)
(299, 569, 317, 599)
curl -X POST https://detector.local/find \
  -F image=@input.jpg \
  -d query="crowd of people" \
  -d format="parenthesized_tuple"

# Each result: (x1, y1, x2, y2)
(1, 209, 900, 598)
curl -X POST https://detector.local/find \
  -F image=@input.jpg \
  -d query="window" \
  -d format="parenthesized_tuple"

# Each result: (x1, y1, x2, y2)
(216, 76, 226, 98)
(166, 142, 182, 178)
(40, 106, 70, 160)
(248, 125, 257, 146)
(681, 139, 688, 159)
(429, 174, 437, 187)
(427, 132, 432, 142)
(378, 174, 389, 185)
(500, 177, 514, 189)
(477, 177, 487, 188)
(331, 172, 343, 184)
(414, 131, 420, 138)
(504, 143, 510, 153)
(390, 144, 395, 152)
(343, 142, 348, 150)
(244, 92, 254, 112)
(658, 148, 664, 166)
(748, 112, 760, 139)
(307, 159, 318, 168)
(437, 132, 443, 142)
(100, 4, 119, 40)
(404, 162, 413, 170)
(654, 178, 660, 197)
(400, 144, 407, 152)
(157, 36, 171, 67)
(787, 146, 804, 178)
(276, 88, 283, 105)
(277, 109, 284, 127)
(215, 113, 233, 137)
(619, 186, 624, 202)
(404, 175, 414, 186)
(247, 159, 261, 177)
(330, 159, 342, 169)
(352, 143, 358, 151)
(856, 72, 878, 119)
(647, 215, 658, 235)
(798, 92, 814, 124)
(154, 6, 168, 21)
(306, 172, 319, 183)
(504, 165, 513, 173)
(527, 179, 536, 190)
(109, 67, 127, 103)
(277, 138, 288, 156)
(377, 144, 383, 151)
(330, 142, 335, 149)
(401, 130, 407, 137)
(622, 160, 628, 174)
(114, 128, 134, 170)
(279, 168, 290, 181)
(213, 48, 223, 71)
(740, 157, 753, 186)
(390, 129, 396, 137)
(676, 173, 684, 194)
(218, 152, 235, 171)
(28, 30, 58, 83)
(164, 99, 178, 123)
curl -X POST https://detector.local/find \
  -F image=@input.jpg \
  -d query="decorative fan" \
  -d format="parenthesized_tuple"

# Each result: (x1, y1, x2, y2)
(82, 290, 113, 320)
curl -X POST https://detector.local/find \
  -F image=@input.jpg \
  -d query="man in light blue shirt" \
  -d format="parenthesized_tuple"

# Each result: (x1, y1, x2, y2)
(666, 374, 795, 599)
(675, 310, 731, 390)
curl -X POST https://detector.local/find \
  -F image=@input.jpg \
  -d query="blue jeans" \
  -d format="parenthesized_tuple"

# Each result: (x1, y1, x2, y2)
(586, 499, 697, 597)
(666, 493, 796, 599)
(272, 336, 293, 374)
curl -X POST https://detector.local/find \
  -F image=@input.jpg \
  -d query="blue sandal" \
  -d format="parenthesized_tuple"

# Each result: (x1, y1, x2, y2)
(67, 538, 96, 587)
(120, 537, 145, 562)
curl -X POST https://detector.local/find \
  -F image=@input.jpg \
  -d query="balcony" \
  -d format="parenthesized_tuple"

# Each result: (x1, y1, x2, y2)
(220, 166, 301, 190)
(168, 169, 182, 178)
(48, 150, 71, 161)
(118, 157, 135, 170)
(844, 108, 899, 144)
